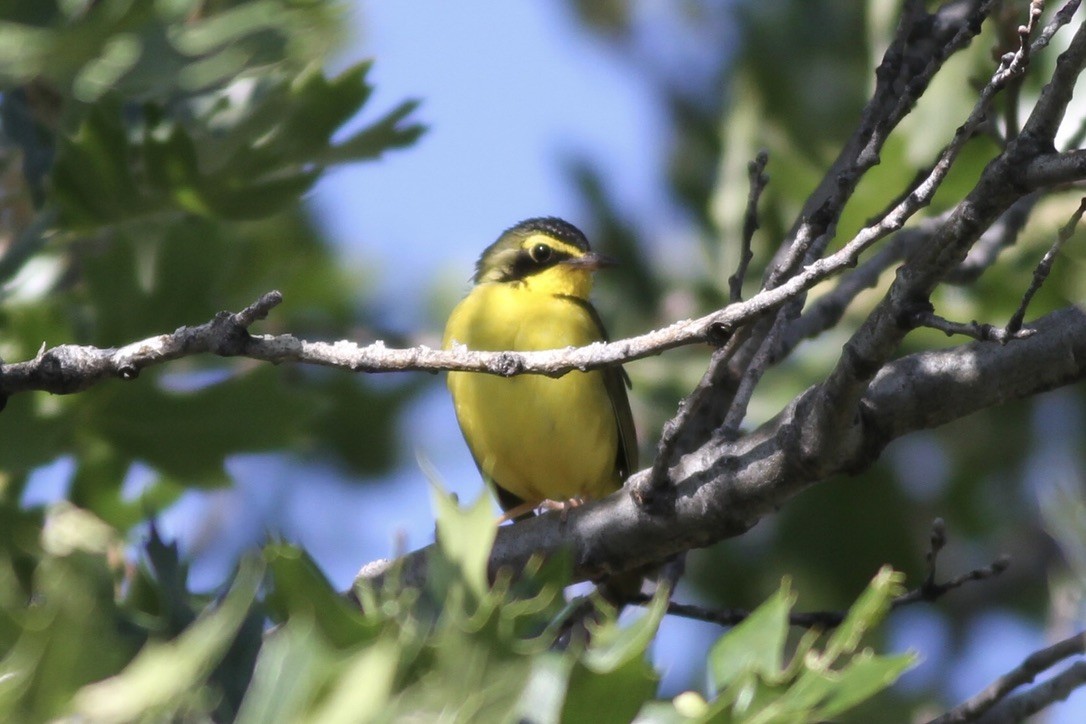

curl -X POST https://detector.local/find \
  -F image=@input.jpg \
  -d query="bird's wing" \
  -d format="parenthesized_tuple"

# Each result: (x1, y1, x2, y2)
(566, 296, 639, 479)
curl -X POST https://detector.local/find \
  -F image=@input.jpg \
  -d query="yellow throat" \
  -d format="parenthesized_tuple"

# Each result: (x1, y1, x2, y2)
(443, 217, 637, 512)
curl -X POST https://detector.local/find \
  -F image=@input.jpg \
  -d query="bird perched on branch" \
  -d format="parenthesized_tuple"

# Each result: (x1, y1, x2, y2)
(443, 217, 637, 521)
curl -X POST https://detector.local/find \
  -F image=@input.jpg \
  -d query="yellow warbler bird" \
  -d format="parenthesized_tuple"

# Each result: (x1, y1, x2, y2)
(443, 217, 637, 517)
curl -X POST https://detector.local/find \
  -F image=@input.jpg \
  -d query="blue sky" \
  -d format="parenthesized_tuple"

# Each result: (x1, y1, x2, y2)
(312, 0, 671, 329)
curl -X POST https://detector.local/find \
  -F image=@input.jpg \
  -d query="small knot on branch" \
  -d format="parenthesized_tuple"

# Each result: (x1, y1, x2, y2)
(37, 346, 100, 394)
(207, 293, 281, 357)
(208, 311, 253, 356)
(628, 472, 676, 515)
(493, 353, 524, 377)
(706, 322, 733, 348)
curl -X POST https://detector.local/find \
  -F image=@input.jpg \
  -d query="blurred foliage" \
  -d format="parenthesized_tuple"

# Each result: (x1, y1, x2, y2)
(0, 497, 911, 721)
(0, 0, 425, 525)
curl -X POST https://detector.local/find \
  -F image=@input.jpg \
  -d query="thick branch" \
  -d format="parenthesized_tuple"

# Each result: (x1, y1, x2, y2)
(1024, 149, 1086, 188)
(355, 306, 1086, 592)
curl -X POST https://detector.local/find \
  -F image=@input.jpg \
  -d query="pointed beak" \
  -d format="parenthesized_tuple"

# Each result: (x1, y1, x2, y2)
(562, 251, 619, 271)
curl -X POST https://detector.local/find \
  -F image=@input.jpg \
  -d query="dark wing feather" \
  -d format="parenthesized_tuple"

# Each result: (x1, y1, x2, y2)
(564, 296, 638, 480)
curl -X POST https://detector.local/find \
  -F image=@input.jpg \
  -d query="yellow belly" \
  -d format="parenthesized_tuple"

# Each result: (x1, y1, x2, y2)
(444, 283, 620, 504)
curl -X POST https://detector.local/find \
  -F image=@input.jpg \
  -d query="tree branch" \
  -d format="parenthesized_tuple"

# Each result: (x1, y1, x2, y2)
(354, 306, 1086, 593)
(931, 630, 1086, 723)
(632, 519, 1009, 629)
(728, 150, 769, 302)
(805, 8, 1085, 472)
(0, 189, 965, 399)
(974, 662, 1086, 723)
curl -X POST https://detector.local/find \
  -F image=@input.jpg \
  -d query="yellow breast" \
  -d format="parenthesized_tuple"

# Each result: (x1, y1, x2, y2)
(443, 281, 620, 506)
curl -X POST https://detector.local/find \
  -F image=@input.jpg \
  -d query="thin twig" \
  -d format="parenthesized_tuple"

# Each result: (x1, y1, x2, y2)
(1006, 196, 1086, 335)
(719, 308, 787, 437)
(729, 151, 769, 303)
(913, 312, 1036, 343)
(975, 661, 1086, 723)
(1018, 0, 1046, 67)
(1032, 0, 1082, 53)
(930, 630, 1086, 723)
(632, 519, 1009, 629)
(3, 181, 1015, 399)
(638, 330, 750, 507)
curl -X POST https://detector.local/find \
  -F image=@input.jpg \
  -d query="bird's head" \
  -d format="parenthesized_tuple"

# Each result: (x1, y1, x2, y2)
(473, 217, 616, 299)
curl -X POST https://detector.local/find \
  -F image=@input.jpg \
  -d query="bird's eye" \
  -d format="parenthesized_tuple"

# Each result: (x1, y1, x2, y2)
(529, 244, 553, 263)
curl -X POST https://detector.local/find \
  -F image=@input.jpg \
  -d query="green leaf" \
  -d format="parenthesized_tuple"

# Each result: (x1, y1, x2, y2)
(552, 590, 667, 724)
(264, 543, 380, 649)
(70, 555, 264, 721)
(304, 635, 402, 723)
(562, 654, 658, 724)
(316, 98, 426, 165)
(707, 579, 793, 694)
(50, 62, 422, 230)
(820, 566, 904, 665)
(584, 586, 669, 674)
(0, 393, 75, 475)
(0, 0, 344, 99)
(234, 619, 336, 724)
(50, 97, 145, 228)
(812, 651, 916, 719)
(0, 512, 138, 721)
(429, 475, 497, 601)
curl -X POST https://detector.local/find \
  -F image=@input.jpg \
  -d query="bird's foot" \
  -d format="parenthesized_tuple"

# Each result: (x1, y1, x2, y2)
(540, 497, 585, 522)
(496, 500, 537, 523)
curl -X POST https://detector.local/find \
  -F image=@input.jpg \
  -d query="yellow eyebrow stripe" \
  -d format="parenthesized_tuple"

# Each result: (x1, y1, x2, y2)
(520, 234, 584, 257)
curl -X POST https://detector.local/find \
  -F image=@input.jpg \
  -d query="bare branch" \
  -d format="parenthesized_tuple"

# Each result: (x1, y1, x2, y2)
(631, 519, 1009, 630)
(0, 195, 956, 398)
(913, 312, 1036, 343)
(975, 661, 1086, 723)
(931, 630, 1086, 723)
(766, 0, 997, 285)
(807, 13, 1086, 468)
(728, 151, 769, 302)
(1033, 0, 1083, 53)
(631, 1, 1005, 504)
(1024, 149, 1086, 188)
(1006, 195, 1086, 334)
